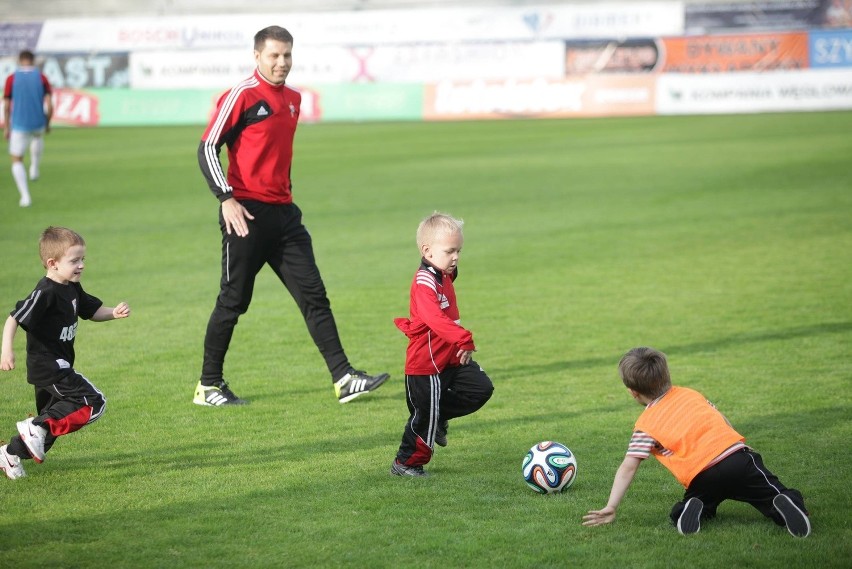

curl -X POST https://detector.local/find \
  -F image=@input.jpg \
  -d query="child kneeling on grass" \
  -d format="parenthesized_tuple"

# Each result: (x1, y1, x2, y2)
(582, 347, 810, 537)
(0, 226, 130, 479)
(390, 213, 493, 477)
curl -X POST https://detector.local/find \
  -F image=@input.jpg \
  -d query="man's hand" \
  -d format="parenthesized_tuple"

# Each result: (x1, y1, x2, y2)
(221, 198, 255, 237)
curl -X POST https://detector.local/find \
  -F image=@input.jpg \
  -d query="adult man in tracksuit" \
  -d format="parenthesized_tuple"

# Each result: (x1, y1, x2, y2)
(194, 25, 388, 406)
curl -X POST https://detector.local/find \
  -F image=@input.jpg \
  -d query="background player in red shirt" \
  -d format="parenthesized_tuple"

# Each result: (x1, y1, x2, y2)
(391, 213, 494, 477)
(195, 26, 388, 406)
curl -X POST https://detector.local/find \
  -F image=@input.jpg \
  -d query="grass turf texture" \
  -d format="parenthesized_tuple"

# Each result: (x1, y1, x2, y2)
(0, 112, 850, 568)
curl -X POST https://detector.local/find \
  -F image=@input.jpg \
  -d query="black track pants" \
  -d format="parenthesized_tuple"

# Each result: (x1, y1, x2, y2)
(669, 448, 807, 527)
(395, 360, 494, 467)
(201, 201, 349, 384)
(8, 370, 106, 460)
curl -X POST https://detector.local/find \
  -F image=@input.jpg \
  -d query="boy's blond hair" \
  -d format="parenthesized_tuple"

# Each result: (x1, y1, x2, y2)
(618, 347, 672, 399)
(416, 212, 464, 250)
(39, 226, 85, 269)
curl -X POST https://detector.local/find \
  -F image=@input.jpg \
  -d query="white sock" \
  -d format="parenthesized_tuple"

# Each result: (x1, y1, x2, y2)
(29, 137, 43, 179)
(12, 162, 30, 203)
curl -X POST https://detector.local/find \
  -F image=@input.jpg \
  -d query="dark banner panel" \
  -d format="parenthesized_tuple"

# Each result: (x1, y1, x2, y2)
(685, 0, 837, 33)
(0, 23, 43, 55)
(564, 39, 661, 74)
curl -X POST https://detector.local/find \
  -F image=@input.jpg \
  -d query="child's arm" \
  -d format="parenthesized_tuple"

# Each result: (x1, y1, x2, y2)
(581, 456, 643, 527)
(1, 316, 19, 371)
(90, 302, 131, 322)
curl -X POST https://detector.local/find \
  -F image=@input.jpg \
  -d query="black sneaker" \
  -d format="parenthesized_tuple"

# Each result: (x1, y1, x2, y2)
(435, 420, 448, 447)
(334, 369, 390, 403)
(677, 498, 703, 535)
(390, 460, 429, 477)
(193, 380, 248, 406)
(773, 494, 811, 538)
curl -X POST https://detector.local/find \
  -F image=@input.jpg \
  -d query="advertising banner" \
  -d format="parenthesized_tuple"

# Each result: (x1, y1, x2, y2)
(21, 84, 420, 127)
(85, 88, 224, 126)
(565, 39, 661, 74)
(130, 41, 565, 89)
(660, 32, 809, 72)
(303, 83, 424, 122)
(656, 69, 852, 114)
(809, 28, 852, 67)
(422, 76, 656, 120)
(0, 23, 42, 55)
(685, 0, 828, 33)
(37, 16, 265, 53)
(334, 41, 565, 83)
(36, 4, 684, 53)
(1, 53, 129, 90)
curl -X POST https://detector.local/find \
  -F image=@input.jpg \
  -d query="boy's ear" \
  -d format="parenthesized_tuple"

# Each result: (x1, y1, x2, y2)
(420, 243, 430, 257)
(45, 258, 59, 270)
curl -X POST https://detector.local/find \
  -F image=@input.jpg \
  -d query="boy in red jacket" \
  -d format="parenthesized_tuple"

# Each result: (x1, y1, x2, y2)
(391, 213, 494, 477)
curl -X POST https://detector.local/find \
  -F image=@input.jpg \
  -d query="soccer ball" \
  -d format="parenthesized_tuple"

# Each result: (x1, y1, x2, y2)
(522, 441, 578, 494)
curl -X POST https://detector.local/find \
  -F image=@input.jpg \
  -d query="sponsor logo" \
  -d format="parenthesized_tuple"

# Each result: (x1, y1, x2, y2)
(53, 89, 101, 126)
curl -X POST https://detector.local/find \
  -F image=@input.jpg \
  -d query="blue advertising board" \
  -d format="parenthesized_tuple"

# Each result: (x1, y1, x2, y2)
(810, 29, 852, 68)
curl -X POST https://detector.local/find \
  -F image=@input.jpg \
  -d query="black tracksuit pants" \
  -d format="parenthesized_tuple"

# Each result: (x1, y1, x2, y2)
(201, 201, 350, 384)
(669, 448, 808, 527)
(396, 360, 494, 467)
(8, 370, 106, 460)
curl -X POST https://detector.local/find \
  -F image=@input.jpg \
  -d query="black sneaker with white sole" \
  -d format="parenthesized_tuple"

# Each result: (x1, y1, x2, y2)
(677, 497, 703, 535)
(773, 494, 811, 538)
(193, 381, 248, 406)
(335, 369, 390, 403)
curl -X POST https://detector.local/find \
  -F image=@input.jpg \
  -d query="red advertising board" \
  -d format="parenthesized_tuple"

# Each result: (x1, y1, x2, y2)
(661, 32, 810, 73)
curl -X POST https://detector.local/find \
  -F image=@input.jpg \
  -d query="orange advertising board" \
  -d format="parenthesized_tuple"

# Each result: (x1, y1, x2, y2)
(661, 32, 809, 73)
(423, 75, 656, 121)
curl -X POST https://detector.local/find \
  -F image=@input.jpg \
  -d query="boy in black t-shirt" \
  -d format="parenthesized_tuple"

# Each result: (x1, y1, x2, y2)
(0, 227, 130, 479)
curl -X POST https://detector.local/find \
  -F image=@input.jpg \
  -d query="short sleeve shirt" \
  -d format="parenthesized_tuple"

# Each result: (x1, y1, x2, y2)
(625, 394, 745, 464)
(10, 277, 102, 385)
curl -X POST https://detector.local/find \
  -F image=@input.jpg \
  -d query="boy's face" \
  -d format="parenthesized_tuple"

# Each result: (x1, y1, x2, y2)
(47, 244, 86, 284)
(422, 231, 463, 273)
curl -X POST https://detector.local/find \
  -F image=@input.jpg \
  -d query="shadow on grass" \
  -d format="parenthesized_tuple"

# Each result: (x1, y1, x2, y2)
(492, 321, 852, 379)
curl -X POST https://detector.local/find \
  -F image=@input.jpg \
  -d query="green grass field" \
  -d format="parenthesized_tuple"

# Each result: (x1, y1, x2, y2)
(0, 112, 850, 568)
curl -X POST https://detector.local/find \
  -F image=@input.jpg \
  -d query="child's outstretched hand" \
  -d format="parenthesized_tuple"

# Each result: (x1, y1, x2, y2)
(582, 506, 617, 527)
(113, 302, 131, 319)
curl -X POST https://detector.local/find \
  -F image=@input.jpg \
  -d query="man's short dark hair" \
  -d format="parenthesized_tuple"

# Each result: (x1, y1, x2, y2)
(254, 26, 294, 51)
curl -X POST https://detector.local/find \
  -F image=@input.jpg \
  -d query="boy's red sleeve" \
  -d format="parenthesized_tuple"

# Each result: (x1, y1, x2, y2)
(410, 280, 475, 351)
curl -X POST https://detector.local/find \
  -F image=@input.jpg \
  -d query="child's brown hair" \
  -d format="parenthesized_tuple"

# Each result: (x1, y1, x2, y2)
(39, 226, 85, 269)
(618, 347, 672, 399)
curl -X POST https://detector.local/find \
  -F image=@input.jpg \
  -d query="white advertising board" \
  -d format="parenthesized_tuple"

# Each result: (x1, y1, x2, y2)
(129, 41, 565, 88)
(37, 3, 683, 52)
(656, 69, 852, 114)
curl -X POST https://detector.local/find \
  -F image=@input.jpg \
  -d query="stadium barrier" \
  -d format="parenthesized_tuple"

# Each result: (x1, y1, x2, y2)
(0, 3, 851, 126)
